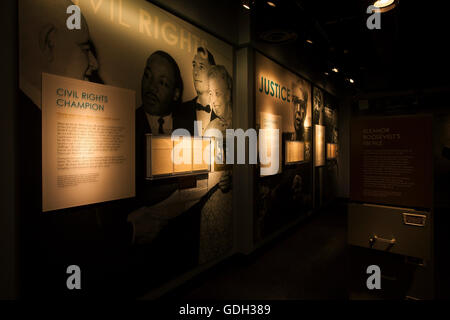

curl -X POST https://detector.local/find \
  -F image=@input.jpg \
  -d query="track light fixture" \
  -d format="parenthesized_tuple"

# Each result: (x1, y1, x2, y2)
(372, 0, 398, 13)
(242, 0, 255, 10)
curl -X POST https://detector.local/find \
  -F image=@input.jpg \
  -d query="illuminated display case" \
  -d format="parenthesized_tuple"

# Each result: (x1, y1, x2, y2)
(326, 143, 337, 160)
(285, 141, 305, 164)
(146, 134, 212, 179)
(314, 124, 326, 167)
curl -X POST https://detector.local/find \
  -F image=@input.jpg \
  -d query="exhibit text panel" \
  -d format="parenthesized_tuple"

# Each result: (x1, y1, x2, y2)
(42, 73, 135, 212)
(350, 115, 432, 208)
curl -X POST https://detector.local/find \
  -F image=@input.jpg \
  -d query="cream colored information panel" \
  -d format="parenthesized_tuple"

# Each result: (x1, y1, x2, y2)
(260, 112, 282, 176)
(42, 73, 135, 212)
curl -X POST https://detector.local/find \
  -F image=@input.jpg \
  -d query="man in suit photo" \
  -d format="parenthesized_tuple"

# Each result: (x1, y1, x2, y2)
(135, 50, 184, 206)
(173, 47, 216, 136)
(19, 0, 102, 108)
(136, 50, 183, 136)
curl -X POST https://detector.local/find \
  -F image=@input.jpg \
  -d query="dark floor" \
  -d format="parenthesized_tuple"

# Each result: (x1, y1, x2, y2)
(162, 200, 349, 300)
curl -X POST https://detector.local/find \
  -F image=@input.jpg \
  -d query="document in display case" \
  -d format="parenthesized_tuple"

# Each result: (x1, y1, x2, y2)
(326, 143, 337, 160)
(146, 134, 212, 179)
(314, 125, 325, 167)
(285, 141, 305, 164)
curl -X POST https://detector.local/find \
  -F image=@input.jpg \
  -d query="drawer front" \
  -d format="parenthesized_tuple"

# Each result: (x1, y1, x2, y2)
(348, 203, 431, 260)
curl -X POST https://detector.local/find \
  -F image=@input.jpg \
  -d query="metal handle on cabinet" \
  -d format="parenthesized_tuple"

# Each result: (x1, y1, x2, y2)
(402, 212, 427, 227)
(369, 235, 396, 246)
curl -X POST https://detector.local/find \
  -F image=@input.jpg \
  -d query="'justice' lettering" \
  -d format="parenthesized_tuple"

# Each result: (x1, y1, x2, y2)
(258, 76, 290, 102)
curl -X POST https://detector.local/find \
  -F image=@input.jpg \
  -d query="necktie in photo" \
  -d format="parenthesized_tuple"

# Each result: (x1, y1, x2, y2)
(158, 117, 164, 134)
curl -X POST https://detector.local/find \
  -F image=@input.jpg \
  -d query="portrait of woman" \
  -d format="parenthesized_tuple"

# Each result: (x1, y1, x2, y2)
(205, 65, 233, 136)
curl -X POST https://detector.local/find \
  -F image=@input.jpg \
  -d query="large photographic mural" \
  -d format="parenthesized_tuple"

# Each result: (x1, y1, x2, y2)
(18, 0, 233, 297)
(313, 86, 339, 207)
(254, 52, 313, 243)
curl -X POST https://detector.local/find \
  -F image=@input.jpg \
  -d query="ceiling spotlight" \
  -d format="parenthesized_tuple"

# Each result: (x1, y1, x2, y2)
(349, 78, 355, 84)
(242, 0, 253, 10)
(332, 67, 339, 73)
(372, 0, 398, 13)
(267, 1, 276, 7)
(306, 39, 313, 44)
(324, 72, 329, 76)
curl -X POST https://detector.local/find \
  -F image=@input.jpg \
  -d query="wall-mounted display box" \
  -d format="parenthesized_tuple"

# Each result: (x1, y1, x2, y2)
(326, 143, 337, 160)
(285, 141, 305, 164)
(314, 125, 326, 167)
(146, 134, 212, 179)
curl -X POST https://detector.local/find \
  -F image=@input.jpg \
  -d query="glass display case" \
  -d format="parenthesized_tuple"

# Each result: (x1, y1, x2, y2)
(146, 134, 212, 179)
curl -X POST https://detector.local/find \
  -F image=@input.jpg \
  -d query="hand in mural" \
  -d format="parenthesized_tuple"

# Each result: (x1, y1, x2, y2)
(219, 171, 232, 193)
(127, 206, 169, 245)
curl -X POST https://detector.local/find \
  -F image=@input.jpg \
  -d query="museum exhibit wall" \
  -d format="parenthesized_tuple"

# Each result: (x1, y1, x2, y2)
(253, 52, 339, 245)
(254, 52, 313, 243)
(246, 4, 342, 246)
(7, 0, 344, 299)
(313, 86, 340, 208)
(17, 0, 234, 298)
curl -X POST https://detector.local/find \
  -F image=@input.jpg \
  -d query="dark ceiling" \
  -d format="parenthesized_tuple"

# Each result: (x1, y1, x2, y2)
(250, 0, 450, 95)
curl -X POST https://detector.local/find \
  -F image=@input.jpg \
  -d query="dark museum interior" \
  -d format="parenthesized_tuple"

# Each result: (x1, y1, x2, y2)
(1, 0, 450, 303)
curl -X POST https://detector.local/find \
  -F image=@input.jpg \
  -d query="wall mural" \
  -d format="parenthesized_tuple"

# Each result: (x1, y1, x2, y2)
(254, 52, 313, 243)
(18, 0, 233, 297)
(313, 86, 339, 205)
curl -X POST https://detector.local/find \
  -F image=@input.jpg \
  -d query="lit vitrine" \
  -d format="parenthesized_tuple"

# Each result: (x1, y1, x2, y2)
(146, 134, 212, 179)
(314, 125, 325, 167)
(285, 141, 305, 164)
(326, 143, 337, 160)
